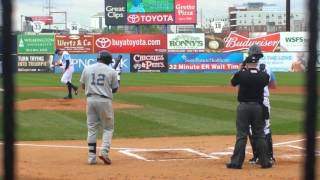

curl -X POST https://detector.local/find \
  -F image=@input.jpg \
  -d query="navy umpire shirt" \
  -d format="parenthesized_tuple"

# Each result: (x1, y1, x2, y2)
(231, 68, 270, 103)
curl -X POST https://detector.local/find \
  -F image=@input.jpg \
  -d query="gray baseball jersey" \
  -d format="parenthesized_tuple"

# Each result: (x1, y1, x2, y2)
(80, 62, 118, 99)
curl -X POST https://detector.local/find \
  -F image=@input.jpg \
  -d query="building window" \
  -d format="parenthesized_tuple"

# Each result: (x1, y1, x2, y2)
(272, 14, 274, 17)
(244, 14, 247, 17)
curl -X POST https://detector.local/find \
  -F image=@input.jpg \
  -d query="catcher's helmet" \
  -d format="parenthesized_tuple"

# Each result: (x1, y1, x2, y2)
(97, 50, 112, 64)
(248, 44, 263, 59)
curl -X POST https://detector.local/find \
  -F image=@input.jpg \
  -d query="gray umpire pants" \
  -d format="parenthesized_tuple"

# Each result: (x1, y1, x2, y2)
(230, 102, 269, 166)
(87, 96, 114, 154)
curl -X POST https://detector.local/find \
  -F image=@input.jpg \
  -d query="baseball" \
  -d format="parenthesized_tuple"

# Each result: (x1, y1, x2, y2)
(208, 40, 220, 50)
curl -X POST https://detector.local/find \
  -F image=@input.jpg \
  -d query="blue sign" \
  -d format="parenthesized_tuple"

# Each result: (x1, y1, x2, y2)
(54, 53, 130, 73)
(168, 53, 243, 73)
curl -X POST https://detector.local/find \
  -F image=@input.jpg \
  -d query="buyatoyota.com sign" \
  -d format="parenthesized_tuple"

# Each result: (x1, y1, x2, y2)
(168, 53, 243, 73)
(54, 53, 131, 73)
(18, 54, 52, 72)
(131, 53, 168, 72)
(167, 33, 205, 52)
(94, 34, 167, 53)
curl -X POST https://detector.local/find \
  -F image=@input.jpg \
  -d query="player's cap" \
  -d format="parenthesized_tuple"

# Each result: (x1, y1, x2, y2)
(97, 50, 112, 64)
(245, 55, 260, 64)
(248, 44, 264, 58)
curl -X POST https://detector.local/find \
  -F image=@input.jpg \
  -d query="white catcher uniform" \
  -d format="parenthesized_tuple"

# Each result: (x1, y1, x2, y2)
(53, 51, 74, 84)
(80, 62, 118, 163)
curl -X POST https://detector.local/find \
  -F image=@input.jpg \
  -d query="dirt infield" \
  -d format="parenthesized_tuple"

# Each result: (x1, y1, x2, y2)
(18, 85, 305, 94)
(15, 135, 319, 180)
(14, 85, 314, 179)
(16, 99, 143, 111)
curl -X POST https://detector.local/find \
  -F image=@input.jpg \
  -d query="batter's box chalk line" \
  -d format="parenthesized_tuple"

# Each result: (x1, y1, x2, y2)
(118, 148, 219, 162)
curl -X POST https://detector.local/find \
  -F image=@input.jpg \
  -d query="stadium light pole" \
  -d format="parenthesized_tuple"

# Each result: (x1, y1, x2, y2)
(286, 0, 290, 31)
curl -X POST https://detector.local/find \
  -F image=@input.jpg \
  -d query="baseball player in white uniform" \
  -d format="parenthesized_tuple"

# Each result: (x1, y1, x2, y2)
(80, 50, 119, 165)
(247, 44, 277, 164)
(53, 49, 78, 99)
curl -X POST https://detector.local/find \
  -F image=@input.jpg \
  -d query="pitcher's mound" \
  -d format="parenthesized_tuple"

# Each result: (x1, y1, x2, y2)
(17, 98, 143, 111)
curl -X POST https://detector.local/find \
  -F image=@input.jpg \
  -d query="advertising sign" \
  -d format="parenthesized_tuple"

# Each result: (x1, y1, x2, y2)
(127, 13, 174, 24)
(104, 0, 196, 25)
(18, 54, 52, 72)
(280, 32, 307, 52)
(174, 0, 197, 24)
(205, 34, 227, 52)
(127, 0, 174, 13)
(31, 16, 53, 25)
(168, 53, 243, 73)
(55, 35, 94, 53)
(31, 21, 45, 33)
(105, 0, 127, 25)
(55, 53, 131, 74)
(223, 32, 280, 52)
(17, 34, 55, 54)
(131, 53, 168, 72)
(94, 34, 167, 53)
(260, 52, 307, 72)
(167, 33, 205, 52)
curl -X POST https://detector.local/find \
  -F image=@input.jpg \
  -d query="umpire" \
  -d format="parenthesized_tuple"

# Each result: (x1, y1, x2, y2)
(226, 55, 272, 169)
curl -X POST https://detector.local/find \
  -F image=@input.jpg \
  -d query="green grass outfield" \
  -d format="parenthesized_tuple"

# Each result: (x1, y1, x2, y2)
(3, 72, 313, 140)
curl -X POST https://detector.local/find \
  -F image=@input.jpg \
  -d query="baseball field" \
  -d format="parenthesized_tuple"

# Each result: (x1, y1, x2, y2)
(1, 72, 320, 179)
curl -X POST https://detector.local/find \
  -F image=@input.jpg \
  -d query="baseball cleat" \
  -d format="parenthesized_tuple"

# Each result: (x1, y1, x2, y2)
(248, 157, 258, 164)
(63, 95, 72, 99)
(88, 154, 97, 165)
(226, 163, 242, 169)
(99, 155, 111, 165)
(74, 87, 78, 95)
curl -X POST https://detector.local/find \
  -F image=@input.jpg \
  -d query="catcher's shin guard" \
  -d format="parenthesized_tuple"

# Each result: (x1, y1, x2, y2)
(265, 133, 274, 159)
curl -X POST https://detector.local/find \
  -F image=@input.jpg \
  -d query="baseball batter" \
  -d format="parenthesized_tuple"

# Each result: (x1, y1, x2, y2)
(80, 50, 119, 165)
(53, 49, 78, 99)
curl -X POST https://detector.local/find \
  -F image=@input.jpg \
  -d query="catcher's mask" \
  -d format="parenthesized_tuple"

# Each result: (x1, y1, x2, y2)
(248, 44, 264, 59)
(97, 50, 112, 65)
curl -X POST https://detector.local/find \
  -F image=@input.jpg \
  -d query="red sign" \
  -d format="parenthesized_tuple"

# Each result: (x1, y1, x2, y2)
(127, 13, 174, 24)
(31, 16, 53, 25)
(55, 35, 94, 53)
(175, 0, 197, 24)
(94, 34, 167, 53)
(223, 33, 280, 52)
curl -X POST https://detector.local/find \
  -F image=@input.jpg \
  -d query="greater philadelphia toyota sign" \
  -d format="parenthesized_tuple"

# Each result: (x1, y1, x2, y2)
(105, 0, 197, 25)
(94, 34, 167, 53)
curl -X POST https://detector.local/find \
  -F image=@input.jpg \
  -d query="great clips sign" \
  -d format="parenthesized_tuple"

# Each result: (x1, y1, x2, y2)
(223, 33, 280, 52)
(94, 34, 167, 53)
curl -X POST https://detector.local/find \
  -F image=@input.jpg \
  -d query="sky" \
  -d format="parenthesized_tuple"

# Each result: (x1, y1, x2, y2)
(14, 0, 305, 30)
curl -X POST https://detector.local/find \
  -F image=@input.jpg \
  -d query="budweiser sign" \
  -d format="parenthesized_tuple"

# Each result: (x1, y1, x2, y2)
(223, 33, 280, 52)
